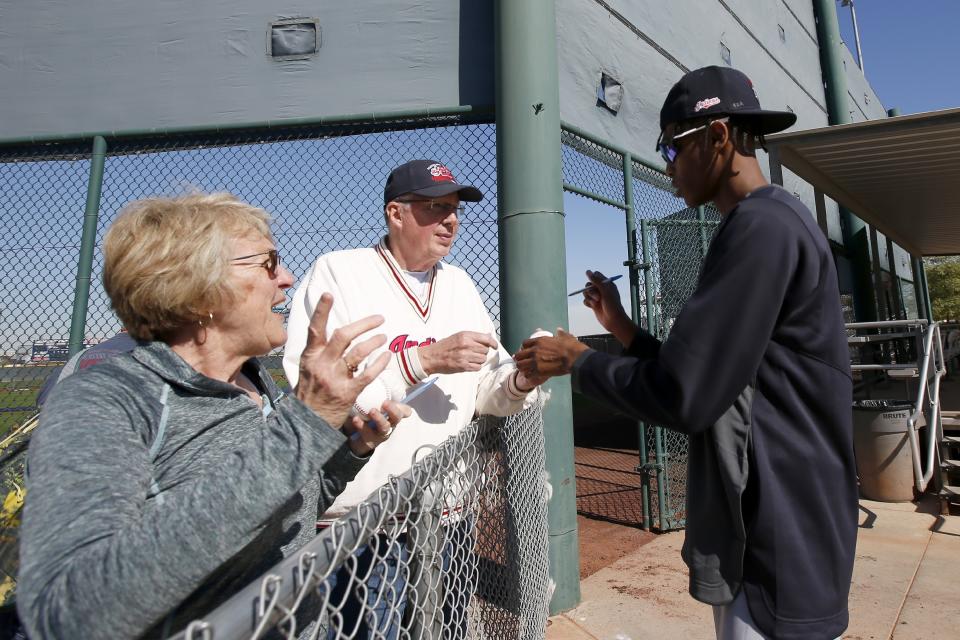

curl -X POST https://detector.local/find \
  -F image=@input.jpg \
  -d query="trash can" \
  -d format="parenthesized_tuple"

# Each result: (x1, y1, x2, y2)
(852, 400, 925, 502)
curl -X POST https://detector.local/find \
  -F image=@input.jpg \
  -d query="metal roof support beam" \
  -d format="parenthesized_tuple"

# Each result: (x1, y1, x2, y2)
(813, 0, 876, 322)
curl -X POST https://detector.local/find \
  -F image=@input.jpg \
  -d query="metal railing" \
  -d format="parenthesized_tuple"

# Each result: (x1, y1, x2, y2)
(848, 319, 946, 492)
(171, 404, 550, 640)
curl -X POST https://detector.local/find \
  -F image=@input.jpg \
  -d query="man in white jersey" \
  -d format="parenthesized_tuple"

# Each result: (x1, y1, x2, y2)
(283, 159, 541, 637)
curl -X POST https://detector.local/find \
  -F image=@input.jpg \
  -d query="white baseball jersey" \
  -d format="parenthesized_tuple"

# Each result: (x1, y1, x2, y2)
(284, 238, 536, 518)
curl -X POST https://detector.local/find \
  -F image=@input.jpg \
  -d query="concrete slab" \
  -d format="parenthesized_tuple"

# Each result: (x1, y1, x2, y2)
(845, 501, 937, 639)
(892, 517, 960, 639)
(545, 614, 600, 640)
(550, 496, 956, 640)
(552, 532, 713, 640)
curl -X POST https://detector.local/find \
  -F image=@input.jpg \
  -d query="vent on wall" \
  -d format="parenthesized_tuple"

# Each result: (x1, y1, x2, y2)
(720, 41, 732, 66)
(597, 72, 623, 114)
(268, 18, 321, 60)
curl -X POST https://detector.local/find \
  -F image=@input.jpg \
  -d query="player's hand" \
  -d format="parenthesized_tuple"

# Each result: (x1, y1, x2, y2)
(582, 270, 637, 347)
(419, 331, 498, 374)
(295, 292, 391, 428)
(514, 329, 589, 380)
(343, 400, 412, 456)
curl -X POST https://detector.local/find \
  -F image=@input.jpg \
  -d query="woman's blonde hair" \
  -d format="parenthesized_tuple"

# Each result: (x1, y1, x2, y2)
(103, 192, 273, 341)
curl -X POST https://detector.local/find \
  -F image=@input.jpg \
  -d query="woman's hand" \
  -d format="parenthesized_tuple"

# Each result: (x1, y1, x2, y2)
(295, 292, 392, 427)
(343, 400, 412, 456)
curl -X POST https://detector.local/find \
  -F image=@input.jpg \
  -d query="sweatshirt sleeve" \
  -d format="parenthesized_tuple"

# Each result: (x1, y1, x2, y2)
(471, 281, 536, 417)
(283, 255, 356, 389)
(17, 371, 357, 640)
(572, 206, 799, 434)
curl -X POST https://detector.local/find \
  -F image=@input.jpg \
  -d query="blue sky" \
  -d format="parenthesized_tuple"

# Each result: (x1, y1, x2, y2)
(836, 1, 960, 115)
(564, 2, 960, 335)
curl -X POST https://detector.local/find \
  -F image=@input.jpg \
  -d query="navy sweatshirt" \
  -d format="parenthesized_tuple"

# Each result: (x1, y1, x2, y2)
(572, 185, 857, 639)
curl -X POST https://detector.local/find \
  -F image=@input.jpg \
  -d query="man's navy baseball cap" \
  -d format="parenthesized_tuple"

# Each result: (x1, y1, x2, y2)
(383, 160, 484, 205)
(658, 66, 797, 135)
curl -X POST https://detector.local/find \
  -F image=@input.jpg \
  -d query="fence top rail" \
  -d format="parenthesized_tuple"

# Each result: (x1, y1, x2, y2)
(560, 120, 667, 176)
(0, 105, 490, 149)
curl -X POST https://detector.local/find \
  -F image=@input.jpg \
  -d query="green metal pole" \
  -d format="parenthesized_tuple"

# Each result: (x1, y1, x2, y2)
(911, 257, 927, 320)
(638, 218, 666, 529)
(696, 205, 710, 258)
(495, 0, 579, 612)
(623, 154, 651, 531)
(918, 259, 934, 321)
(68, 136, 107, 357)
(813, 0, 875, 322)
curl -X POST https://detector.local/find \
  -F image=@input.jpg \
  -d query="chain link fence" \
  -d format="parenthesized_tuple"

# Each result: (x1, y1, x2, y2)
(561, 124, 718, 531)
(0, 115, 499, 436)
(1, 113, 543, 633)
(174, 404, 549, 640)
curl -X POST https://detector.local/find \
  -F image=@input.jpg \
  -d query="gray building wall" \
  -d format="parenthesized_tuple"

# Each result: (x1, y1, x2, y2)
(0, 0, 494, 138)
(554, 0, 897, 255)
(4, 0, 903, 274)
(556, 0, 828, 167)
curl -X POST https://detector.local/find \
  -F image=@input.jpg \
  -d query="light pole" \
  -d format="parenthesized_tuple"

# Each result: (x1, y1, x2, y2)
(840, 0, 865, 72)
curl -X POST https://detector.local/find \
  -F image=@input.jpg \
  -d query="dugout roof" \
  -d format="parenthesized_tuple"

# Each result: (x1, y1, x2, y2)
(766, 107, 960, 257)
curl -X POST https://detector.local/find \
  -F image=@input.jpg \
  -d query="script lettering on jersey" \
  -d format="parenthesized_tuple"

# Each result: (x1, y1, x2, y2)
(389, 334, 437, 353)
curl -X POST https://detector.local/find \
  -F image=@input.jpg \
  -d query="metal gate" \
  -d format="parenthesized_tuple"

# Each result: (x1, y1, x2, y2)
(560, 122, 719, 531)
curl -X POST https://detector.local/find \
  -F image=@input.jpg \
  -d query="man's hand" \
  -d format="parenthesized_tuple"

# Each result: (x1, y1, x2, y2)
(295, 292, 392, 428)
(343, 400, 412, 456)
(514, 329, 589, 380)
(581, 270, 637, 348)
(418, 331, 497, 375)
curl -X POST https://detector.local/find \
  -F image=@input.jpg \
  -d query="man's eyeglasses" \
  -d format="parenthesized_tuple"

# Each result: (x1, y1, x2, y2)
(395, 198, 466, 220)
(656, 117, 729, 165)
(231, 249, 280, 277)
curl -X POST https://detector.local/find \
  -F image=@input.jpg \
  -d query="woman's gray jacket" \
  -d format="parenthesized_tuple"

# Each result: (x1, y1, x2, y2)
(17, 341, 366, 639)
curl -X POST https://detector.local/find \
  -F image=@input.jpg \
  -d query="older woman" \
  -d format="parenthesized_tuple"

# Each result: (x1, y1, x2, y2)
(16, 193, 409, 640)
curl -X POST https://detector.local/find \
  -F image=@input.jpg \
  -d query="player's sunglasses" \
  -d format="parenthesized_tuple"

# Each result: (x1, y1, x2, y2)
(656, 117, 728, 164)
(395, 198, 466, 220)
(230, 249, 280, 277)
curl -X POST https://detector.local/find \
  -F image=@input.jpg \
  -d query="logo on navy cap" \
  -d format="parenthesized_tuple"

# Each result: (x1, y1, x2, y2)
(427, 163, 457, 183)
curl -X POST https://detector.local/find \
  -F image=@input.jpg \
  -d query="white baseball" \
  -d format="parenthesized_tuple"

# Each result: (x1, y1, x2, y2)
(351, 377, 393, 420)
(529, 329, 553, 340)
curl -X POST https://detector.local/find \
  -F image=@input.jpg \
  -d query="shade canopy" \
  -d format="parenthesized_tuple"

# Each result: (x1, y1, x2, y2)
(766, 107, 960, 257)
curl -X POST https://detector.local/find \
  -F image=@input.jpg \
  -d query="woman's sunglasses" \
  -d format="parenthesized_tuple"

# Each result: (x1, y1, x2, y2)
(230, 249, 280, 277)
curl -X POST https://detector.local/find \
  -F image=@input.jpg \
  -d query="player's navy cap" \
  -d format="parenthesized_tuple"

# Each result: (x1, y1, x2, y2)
(383, 160, 484, 205)
(658, 66, 796, 135)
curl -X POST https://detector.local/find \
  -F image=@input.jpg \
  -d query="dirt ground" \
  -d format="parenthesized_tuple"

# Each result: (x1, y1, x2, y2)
(576, 514, 657, 579)
(573, 446, 659, 578)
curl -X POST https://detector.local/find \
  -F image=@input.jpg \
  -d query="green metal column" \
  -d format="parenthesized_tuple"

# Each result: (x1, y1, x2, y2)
(918, 259, 934, 321)
(911, 256, 934, 321)
(495, 0, 579, 612)
(696, 205, 710, 258)
(638, 218, 667, 530)
(623, 154, 651, 531)
(813, 0, 875, 322)
(68, 135, 107, 356)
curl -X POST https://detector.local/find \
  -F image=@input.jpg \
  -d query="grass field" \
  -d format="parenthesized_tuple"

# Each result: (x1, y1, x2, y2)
(0, 383, 42, 439)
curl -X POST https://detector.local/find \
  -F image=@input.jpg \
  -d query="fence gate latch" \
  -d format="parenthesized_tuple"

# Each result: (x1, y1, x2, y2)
(623, 259, 651, 272)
